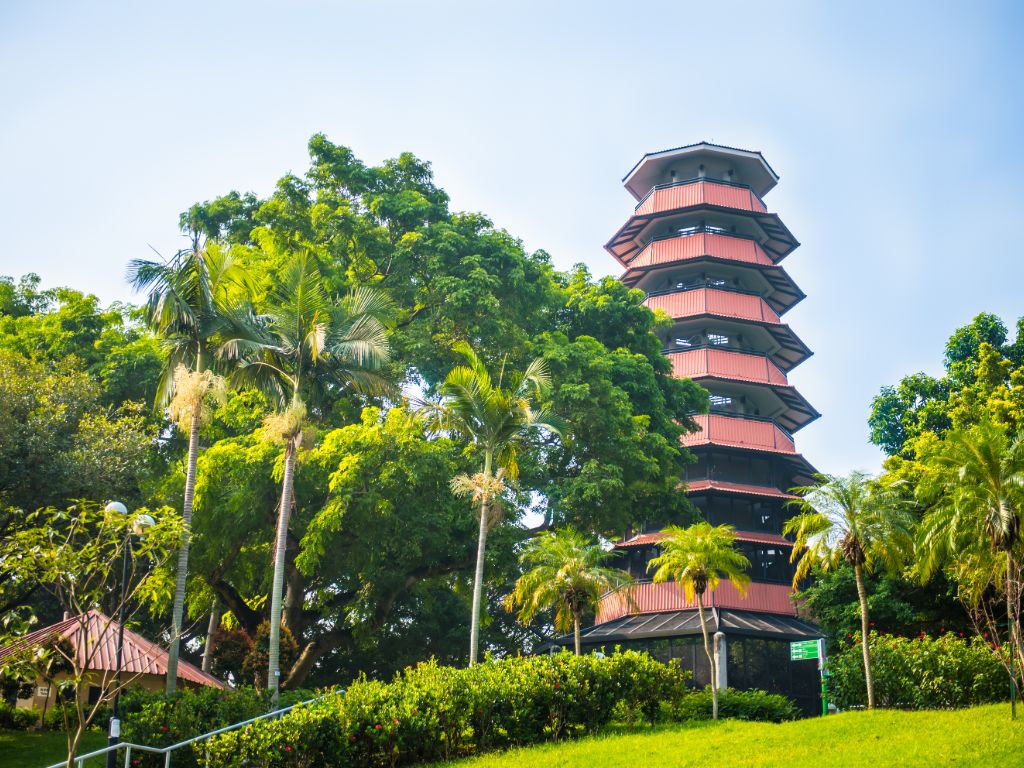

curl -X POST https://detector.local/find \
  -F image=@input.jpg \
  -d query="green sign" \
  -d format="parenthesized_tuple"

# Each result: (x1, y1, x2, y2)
(790, 639, 821, 661)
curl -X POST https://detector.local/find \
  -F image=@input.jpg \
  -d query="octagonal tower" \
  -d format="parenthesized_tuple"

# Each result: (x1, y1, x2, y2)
(574, 143, 823, 715)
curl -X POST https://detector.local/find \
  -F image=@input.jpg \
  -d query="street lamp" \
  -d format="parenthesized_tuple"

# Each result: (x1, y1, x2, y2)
(104, 501, 155, 768)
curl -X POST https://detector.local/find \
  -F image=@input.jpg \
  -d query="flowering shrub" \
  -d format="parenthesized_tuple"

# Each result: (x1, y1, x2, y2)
(203, 651, 689, 768)
(829, 632, 1008, 709)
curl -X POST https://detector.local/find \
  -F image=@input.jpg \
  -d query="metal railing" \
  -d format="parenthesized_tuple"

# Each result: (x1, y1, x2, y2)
(45, 690, 343, 768)
(633, 177, 761, 211)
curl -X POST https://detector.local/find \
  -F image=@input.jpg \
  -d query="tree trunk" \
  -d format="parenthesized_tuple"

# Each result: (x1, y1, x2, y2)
(854, 562, 875, 709)
(166, 407, 201, 694)
(268, 436, 298, 705)
(1008, 553, 1019, 718)
(468, 454, 492, 667)
(574, 616, 581, 656)
(202, 601, 221, 673)
(697, 592, 717, 720)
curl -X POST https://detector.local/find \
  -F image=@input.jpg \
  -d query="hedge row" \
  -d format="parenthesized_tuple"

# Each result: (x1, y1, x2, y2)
(829, 632, 1009, 709)
(202, 651, 689, 768)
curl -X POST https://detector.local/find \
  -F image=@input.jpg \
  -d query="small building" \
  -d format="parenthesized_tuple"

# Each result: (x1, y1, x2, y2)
(0, 610, 223, 714)
(556, 143, 824, 716)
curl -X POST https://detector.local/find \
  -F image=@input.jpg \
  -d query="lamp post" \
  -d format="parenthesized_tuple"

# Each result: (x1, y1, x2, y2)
(104, 501, 155, 768)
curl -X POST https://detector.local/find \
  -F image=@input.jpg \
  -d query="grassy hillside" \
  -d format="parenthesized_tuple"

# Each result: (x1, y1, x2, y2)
(434, 704, 1024, 768)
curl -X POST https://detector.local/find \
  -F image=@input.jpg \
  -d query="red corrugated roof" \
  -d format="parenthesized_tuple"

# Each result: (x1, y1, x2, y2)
(615, 529, 791, 548)
(0, 610, 223, 689)
(597, 580, 796, 624)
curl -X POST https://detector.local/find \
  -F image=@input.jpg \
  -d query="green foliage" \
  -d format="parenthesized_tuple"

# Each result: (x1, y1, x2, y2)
(202, 652, 688, 768)
(0, 279, 163, 407)
(119, 685, 314, 768)
(829, 632, 1008, 710)
(869, 313, 1024, 458)
(670, 687, 798, 723)
(0, 702, 40, 730)
(796, 564, 970, 647)
(648, 523, 750, 601)
(504, 527, 630, 639)
(0, 351, 159, 518)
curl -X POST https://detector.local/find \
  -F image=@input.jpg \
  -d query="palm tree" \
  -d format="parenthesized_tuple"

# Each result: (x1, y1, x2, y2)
(421, 342, 560, 665)
(504, 527, 631, 654)
(916, 419, 1024, 710)
(647, 522, 750, 720)
(127, 243, 246, 694)
(226, 248, 393, 705)
(786, 471, 913, 709)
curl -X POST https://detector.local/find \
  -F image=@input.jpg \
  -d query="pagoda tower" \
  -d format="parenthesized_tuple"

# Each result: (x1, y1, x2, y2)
(574, 143, 823, 714)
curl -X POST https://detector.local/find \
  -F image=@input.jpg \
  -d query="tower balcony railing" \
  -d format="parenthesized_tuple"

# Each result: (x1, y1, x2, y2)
(665, 347, 789, 386)
(683, 413, 796, 453)
(595, 579, 796, 624)
(633, 178, 768, 217)
(646, 280, 764, 301)
(643, 286, 782, 325)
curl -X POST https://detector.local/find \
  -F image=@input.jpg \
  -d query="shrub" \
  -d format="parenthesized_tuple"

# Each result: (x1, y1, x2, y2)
(203, 651, 689, 768)
(0, 701, 41, 729)
(829, 631, 1007, 709)
(119, 684, 318, 768)
(671, 687, 799, 723)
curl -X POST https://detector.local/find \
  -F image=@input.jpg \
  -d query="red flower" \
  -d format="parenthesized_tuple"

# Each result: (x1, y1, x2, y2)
(375, 724, 383, 730)
(284, 746, 292, 753)
(161, 725, 169, 732)
(392, 718, 399, 725)
(554, 683, 560, 690)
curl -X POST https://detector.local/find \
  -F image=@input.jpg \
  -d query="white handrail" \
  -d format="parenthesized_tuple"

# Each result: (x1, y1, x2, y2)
(44, 690, 343, 768)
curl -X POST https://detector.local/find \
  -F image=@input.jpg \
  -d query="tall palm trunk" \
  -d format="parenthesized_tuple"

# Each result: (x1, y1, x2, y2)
(165, 406, 201, 693)
(468, 453, 492, 666)
(573, 615, 581, 656)
(202, 600, 221, 673)
(1007, 553, 1019, 718)
(696, 591, 718, 720)
(268, 435, 298, 705)
(853, 562, 875, 708)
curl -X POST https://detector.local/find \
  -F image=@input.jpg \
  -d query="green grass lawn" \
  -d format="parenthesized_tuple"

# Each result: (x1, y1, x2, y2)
(433, 704, 1024, 768)
(0, 730, 106, 768)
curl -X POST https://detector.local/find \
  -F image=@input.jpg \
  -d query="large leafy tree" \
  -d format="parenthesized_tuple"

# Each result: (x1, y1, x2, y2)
(127, 243, 246, 693)
(647, 522, 749, 720)
(189, 406, 478, 686)
(421, 342, 559, 665)
(224, 247, 393, 702)
(786, 472, 914, 709)
(916, 419, 1024, 692)
(504, 527, 630, 654)
(870, 313, 1024, 457)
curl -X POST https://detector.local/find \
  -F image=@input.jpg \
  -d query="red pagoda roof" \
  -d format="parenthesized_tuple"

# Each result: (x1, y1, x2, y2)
(614, 529, 791, 549)
(685, 479, 799, 500)
(597, 580, 796, 624)
(0, 610, 223, 689)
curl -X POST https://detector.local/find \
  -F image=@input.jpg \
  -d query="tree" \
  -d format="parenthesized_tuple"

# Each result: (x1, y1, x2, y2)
(916, 418, 1024, 702)
(647, 522, 749, 719)
(225, 247, 393, 703)
(0, 503, 180, 767)
(127, 243, 247, 693)
(786, 472, 913, 709)
(504, 527, 630, 654)
(421, 342, 560, 665)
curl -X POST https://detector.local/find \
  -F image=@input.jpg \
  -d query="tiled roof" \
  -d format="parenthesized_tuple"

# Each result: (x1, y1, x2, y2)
(0, 610, 223, 689)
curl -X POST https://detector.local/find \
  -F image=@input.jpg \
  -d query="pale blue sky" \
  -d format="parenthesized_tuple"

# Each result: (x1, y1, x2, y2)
(2, 1, 1022, 476)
